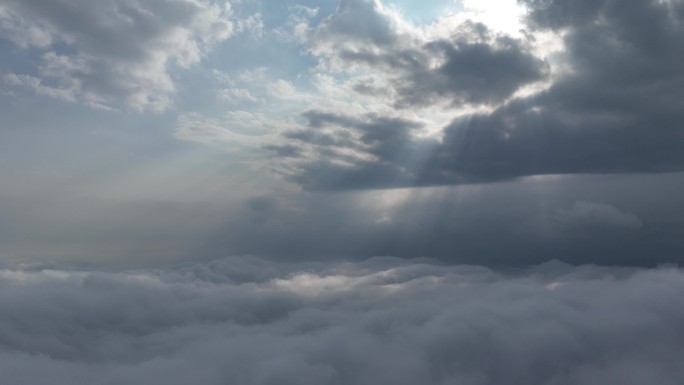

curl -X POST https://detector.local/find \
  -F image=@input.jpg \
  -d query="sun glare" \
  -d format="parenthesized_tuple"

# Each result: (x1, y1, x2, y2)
(460, 0, 527, 36)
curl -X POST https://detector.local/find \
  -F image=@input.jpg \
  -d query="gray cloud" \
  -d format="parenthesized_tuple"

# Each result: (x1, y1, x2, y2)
(274, 111, 437, 190)
(399, 34, 546, 106)
(274, 0, 684, 190)
(556, 201, 643, 229)
(310, 0, 547, 107)
(313, 0, 400, 47)
(430, 0, 684, 179)
(2, 257, 684, 384)
(263, 144, 302, 158)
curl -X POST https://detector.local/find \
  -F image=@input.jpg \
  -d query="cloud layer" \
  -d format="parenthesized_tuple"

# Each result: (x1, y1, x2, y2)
(2, 256, 684, 384)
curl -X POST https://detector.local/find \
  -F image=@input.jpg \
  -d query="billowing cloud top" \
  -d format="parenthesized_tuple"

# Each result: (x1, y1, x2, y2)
(2, 257, 684, 384)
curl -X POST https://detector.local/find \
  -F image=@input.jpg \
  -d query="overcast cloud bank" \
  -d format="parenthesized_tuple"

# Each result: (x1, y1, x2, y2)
(2, 256, 684, 385)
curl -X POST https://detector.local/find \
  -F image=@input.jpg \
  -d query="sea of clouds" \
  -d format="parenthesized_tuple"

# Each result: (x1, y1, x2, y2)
(1, 256, 684, 384)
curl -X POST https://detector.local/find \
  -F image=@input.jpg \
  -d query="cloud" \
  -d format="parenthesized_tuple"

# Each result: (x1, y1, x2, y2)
(3, 73, 77, 103)
(175, 112, 281, 149)
(0, 0, 235, 112)
(267, 0, 684, 191)
(395, 30, 548, 107)
(312, 0, 407, 48)
(556, 201, 643, 229)
(1, 257, 684, 384)
(431, 0, 684, 177)
(275, 111, 438, 190)
(309, 0, 547, 107)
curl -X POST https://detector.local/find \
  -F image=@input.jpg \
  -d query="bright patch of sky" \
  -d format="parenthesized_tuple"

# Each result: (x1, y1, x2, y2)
(459, 0, 527, 36)
(386, 0, 527, 34)
(385, 0, 457, 23)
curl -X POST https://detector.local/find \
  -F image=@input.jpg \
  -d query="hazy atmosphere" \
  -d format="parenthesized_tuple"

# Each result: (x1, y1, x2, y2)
(1, 0, 684, 383)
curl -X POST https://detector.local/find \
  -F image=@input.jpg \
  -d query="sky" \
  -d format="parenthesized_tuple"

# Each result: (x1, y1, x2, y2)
(1, 0, 683, 267)
(2, 0, 684, 383)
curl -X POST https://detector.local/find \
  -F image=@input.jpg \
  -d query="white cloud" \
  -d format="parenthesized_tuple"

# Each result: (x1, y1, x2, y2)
(3, 73, 76, 103)
(273, 5, 318, 44)
(218, 87, 262, 103)
(0, 4, 55, 48)
(267, 79, 300, 100)
(235, 12, 264, 38)
(1, 0, 235, 112)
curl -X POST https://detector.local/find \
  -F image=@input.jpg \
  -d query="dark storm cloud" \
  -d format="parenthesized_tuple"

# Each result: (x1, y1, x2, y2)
(397, 33, 547, 106)
(430, 0, 684, 179)
(278, 0, 684, 190)
(2, 257, 684, 384)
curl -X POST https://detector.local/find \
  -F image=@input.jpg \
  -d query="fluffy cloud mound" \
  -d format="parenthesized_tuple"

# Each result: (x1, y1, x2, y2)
(2, 256, 684, 384)
(0, 0, 234, 111)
